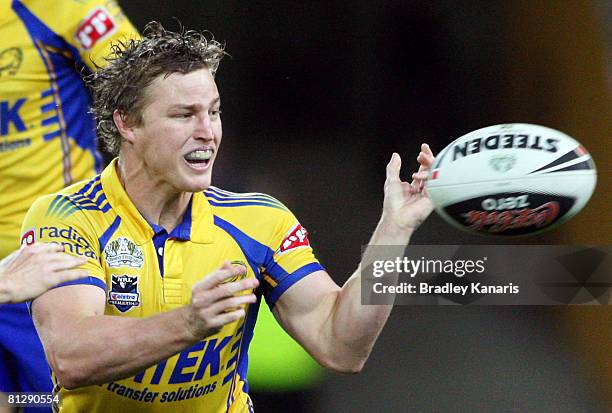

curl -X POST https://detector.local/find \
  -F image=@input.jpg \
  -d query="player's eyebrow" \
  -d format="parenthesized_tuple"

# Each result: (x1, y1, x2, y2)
(168, 97, 220, 111)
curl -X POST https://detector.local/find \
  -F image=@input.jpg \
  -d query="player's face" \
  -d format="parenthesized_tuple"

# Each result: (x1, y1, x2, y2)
(131, 68, 222, 192)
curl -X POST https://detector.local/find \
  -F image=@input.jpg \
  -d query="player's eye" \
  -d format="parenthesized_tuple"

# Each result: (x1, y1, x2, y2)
(209, 109, 222, 118)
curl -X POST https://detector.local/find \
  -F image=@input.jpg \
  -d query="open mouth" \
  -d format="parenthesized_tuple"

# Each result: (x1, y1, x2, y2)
(184, 149, 214, 167)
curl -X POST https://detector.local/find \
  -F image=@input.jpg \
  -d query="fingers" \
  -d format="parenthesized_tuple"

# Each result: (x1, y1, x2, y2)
(208, 293, 257, 314)
(49, 269, 89, 286)
(187, 262, 259, 338)
(421, 142, 434, 156)
(210, 308, 247, 326)
(416, 143, 434, 170)
(409, 143, 435, 192)
(386, 144, 434, 187)
(411, 170, 429, 180)
(47, 253, 87, 271)
(21, 242, 64, 253)
(216, 277, 259, 298)
(196, 262, 246, 290)
(385, 153, 402, 188)
(192, 262, 259, 308)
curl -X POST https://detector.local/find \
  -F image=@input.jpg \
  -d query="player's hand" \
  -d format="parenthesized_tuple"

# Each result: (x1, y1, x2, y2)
(0, 243, 88, 304)
(184, 262, 259, 340)
(382, 144, 435, 231)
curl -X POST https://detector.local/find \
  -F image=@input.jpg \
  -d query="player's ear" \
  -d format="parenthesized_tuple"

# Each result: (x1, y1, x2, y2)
(113, 109, 136, 144)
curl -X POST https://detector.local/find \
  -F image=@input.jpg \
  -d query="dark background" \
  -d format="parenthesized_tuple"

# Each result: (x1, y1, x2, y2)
(119, 1, 611, 411)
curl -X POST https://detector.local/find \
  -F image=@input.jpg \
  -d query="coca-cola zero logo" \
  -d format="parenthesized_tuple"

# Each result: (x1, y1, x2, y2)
(443, 192, 576, 236)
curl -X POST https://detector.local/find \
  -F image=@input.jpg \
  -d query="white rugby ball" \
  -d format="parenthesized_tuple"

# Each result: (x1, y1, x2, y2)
(426, 123, 597, 236)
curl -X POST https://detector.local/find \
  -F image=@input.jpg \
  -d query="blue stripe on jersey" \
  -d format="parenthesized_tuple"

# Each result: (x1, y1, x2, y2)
(204, 191, 281, 204)
(206, 187, 285, 206)
(235, 298, 261, 395)
(47, 195, 110, 219)
(53, 276, 106, 291)
(41, 115, 59, 126)
(40, 101, 56, 113)
(98, 216, 122, 251)
(47, 194, 63, 215)
(75, 175, 101, 196)
(74, 181, 102, 201)
(266, 262, 324, 307)
(212, 216, 272, 280)
(206, 187, 278, 201)
(13, 1, 103, 173)
(208, 200, 287, 211)
(43, 130, 61, 140)
(46, 177, 110, 218)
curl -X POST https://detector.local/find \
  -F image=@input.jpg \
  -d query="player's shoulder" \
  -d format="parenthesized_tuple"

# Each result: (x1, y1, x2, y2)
(22, 0, 136, 52)
(203, 186, 297, 234)
(203, 187, 301, 248)
(20, 0, 96, 25)
(28, 174, 110, 222)
(204, 186, 291, 215)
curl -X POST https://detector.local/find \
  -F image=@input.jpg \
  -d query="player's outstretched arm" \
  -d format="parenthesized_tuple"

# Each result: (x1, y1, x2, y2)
(0, 244, 87, 304)
(273, 144, 434, 373)
(32, 262, 258, 389)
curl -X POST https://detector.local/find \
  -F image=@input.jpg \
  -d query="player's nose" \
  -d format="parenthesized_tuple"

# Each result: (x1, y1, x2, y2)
(194, 114, 214, 140)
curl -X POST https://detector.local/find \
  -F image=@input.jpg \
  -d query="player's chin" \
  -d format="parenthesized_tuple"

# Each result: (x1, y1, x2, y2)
(176, 172, 212, 192)
(180, 161, 214, 191)
(184, 176, 212, 192)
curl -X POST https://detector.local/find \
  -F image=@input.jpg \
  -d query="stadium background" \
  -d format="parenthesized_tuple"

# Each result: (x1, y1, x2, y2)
(116, 1, 610, 411)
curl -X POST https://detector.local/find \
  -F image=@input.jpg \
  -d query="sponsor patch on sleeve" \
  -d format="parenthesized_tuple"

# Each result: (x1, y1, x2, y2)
(21, 229, 36, 246)
(277, 224, 310, 255)
(74, 7, 117, 50)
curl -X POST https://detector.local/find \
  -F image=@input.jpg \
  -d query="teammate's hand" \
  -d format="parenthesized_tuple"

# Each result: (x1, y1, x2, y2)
(382, 144, 435, 231)
(0, 243, 88, 304)
(183, 262, 259, 340)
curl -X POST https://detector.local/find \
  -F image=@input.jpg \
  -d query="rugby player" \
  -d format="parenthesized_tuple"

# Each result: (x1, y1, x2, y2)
(0, 1, 138, 412)
(23, 22, 434, 412)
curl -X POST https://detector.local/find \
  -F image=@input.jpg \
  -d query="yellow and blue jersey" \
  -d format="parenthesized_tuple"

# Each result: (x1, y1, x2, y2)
(0, 0, 138, 258)
(21, 159, 323, 413)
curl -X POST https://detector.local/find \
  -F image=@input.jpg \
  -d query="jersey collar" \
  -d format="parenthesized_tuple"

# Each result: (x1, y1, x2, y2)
(101, 159, 214, 245)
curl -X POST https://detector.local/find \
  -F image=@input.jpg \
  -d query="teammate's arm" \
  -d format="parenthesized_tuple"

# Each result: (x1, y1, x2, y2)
(32, 262, 258, 389)
(0, 244, 87, 304)
(272, 145, 434, 373)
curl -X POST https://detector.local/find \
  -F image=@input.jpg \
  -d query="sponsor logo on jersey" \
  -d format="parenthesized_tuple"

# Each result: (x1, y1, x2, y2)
(38, 226, 97, 259)
(104, 236, 144, 268)
(21, 229, 36, 246)
(0, 47, 23, 77)
(130, 334, 239, 386)
(74, 7, 117, 50)
(108, 274, 140, 312)
(278, 224, 310, 254)
(0, 98, 26, 136)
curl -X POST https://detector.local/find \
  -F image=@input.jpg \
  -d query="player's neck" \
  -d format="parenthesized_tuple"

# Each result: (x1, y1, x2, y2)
(116, 159, 192, 233)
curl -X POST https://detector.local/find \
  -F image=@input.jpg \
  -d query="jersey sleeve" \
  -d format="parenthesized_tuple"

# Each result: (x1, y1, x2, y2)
(261, 208, 324, 308)
(27, 0, 139, 70)
(20, 195, 106, 292)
